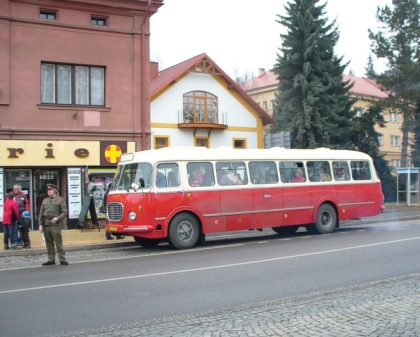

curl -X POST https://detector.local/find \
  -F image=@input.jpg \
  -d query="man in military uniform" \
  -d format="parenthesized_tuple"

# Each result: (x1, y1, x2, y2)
(38, 184, 69, 266)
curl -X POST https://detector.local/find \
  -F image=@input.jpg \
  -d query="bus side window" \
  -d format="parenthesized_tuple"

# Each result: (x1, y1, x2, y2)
(333, 161, 350, 181)
(167, 170, 179, 187)
(156, 163, 179, 188)
(279, 161, 304, 183)
(351, 161, 371, 180)
(216, 161, 247, 185)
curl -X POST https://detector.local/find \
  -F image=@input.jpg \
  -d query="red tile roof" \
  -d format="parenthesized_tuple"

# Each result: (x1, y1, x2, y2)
(243, 71, 389, 99)
(242, 71, 278, 91)
(150, 53, 274, 125)
(343, 75, 389, 99)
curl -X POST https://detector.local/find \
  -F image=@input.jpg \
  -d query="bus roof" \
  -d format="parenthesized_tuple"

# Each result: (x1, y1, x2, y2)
(119, 147, 373, 164)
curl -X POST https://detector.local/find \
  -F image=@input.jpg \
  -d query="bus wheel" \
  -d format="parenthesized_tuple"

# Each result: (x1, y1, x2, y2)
(313, 204, 337, 234)
(168, 213, 200, 249)
(272, 226, 299, 236)
(133, 237, 161, 248)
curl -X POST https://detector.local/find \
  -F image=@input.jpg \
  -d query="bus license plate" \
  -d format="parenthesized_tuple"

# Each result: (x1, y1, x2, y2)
(109, 227, 118, 232)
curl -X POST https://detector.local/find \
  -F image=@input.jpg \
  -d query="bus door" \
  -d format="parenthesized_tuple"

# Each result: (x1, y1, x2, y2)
(332, 161, 355, 219)
(280, 161, 311, 226)
(184, 162, 224, 233)
(153, 164, 186, 222)
(216, 162, 252, 232)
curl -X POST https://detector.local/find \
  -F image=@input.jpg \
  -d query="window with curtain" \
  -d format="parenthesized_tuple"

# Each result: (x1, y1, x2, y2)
(41, 62, 105, 106)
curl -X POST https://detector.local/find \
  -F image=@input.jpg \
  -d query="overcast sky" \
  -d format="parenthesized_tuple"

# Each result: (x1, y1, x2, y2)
(150, 0, 392, 79)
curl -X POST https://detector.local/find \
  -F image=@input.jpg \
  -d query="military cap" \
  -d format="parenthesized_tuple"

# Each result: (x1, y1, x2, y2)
(46, 184, 58, 191)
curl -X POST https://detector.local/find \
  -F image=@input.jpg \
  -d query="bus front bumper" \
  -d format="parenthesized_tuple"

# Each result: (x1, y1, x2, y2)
(106, 224, 154, 233)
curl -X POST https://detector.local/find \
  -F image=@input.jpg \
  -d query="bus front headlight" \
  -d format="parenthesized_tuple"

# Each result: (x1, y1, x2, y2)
(128, 212, 137, 221)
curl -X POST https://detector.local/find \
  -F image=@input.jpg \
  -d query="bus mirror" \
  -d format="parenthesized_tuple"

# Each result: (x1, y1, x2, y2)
(139, 178, 145, 188)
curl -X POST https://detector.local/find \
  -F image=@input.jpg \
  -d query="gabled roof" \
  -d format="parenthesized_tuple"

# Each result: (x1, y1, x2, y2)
(150, 53, 274, 125)
(343, 75, 389, 99)
(243, 71, 389, 99)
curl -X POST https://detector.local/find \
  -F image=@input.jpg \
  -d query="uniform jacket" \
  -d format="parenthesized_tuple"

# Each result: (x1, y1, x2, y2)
(3, 198, 19, 225)
(38, 195, 68, 226)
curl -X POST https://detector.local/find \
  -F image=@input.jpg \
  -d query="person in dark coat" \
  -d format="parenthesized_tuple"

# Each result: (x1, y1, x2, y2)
(3, 193, 19, 250)
(12, 184, 29, 247)
(17, 210, 31, 249)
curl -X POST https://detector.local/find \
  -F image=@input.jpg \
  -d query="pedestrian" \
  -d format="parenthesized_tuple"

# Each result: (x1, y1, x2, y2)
(12, 184, 30, 247)
(17, 211, 31, 249)
(3, 193, 19, 250)
(38, 184, 69, 266)
(103, 183, 124, 240)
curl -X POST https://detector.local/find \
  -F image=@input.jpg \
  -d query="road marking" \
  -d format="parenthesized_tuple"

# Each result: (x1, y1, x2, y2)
(1, 236, 420, 295)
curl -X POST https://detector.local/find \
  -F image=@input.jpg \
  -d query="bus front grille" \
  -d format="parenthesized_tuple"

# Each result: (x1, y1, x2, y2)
(107, 202, 124, 221)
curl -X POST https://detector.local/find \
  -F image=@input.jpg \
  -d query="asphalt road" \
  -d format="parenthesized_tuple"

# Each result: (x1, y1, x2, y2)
(0, 219, 419, 337)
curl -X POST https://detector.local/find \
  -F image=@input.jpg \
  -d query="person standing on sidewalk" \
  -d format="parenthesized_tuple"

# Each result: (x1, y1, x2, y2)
(3, 193, 19, 250)
(38, 184, 69, 266)
(12, 184, 30, 247)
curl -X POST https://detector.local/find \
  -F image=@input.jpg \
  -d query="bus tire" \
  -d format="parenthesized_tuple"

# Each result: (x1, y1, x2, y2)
(133, 236, 161, 247)
(167, 213, 200, 249)
(272, 226, 299, 236)
(313, 203, 337, 234)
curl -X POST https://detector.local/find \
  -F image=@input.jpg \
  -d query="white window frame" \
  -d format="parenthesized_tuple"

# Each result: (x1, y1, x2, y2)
(390, 135, 400, 146)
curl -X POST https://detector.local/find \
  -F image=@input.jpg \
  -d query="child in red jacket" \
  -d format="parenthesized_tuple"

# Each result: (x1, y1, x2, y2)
(3, 193, 19, 250)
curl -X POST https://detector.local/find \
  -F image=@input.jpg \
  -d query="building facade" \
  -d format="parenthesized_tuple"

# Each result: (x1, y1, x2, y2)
(150, 54, 274, 150)
(0, 0, 163, 230)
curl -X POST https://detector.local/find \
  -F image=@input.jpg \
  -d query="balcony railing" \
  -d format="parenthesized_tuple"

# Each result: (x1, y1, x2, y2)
(178, 109, 227, 125)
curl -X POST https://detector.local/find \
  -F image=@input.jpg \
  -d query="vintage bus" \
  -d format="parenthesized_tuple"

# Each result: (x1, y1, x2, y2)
(106, 147, 383, 249)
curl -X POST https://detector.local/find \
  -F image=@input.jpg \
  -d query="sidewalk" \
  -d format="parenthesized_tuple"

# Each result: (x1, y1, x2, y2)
(0, 202, 417, 257)
(0, 228, 136, 257)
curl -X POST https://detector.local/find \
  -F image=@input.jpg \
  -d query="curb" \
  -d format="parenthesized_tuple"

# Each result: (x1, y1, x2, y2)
(0, 241, 137, 257)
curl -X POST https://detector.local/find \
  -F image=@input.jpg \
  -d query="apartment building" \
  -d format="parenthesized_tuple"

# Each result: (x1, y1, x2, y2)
(0, 0, 163, 229)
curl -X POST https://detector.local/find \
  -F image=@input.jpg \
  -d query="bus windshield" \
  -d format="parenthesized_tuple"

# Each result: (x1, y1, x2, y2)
(112, 163, 152, 191)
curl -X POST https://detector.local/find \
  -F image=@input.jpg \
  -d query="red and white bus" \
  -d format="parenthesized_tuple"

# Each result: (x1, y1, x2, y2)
(106, 147, 383, 249)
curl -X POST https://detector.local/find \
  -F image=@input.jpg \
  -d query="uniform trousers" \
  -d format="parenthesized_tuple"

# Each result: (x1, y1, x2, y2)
(43, 223, 66, 262)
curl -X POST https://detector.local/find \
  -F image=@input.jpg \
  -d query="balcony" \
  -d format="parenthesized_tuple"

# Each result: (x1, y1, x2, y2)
(178, 109, 228, 131)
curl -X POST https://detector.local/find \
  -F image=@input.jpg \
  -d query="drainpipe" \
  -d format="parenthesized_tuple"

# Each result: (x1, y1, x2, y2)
(140, 0, 152, 151)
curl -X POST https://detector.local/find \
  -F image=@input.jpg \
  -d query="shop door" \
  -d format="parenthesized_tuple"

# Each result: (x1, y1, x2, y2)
(33, 169, 60, 229)
(4, 169, 32, 226)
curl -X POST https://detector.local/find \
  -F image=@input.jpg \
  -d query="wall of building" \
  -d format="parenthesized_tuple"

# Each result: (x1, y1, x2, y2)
(151, 72, 262, 149)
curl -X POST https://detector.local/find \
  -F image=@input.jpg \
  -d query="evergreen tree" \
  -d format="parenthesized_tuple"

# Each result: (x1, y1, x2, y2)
(364, 54, 377, 79)
(272, 0, 355, 149)
(351, 103, 396, 201)
(368, 0, 420, 167)
(411, 102, 420, 167)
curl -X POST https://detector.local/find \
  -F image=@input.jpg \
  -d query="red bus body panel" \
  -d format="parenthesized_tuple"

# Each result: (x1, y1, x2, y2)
(106, 181, 383, 238)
